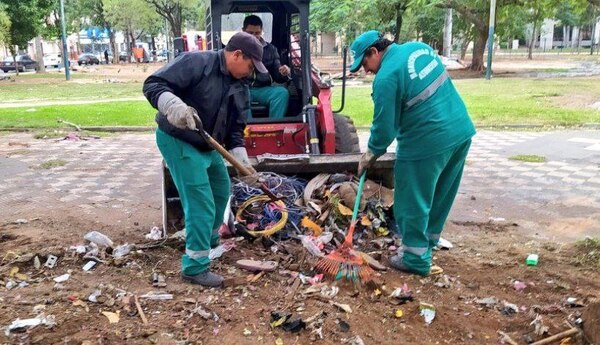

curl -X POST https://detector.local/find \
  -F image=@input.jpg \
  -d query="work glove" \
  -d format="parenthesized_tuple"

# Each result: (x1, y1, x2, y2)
(230, 147, 260, 186)
(357, 149, 379, 177)
(157, 92, 201, 131)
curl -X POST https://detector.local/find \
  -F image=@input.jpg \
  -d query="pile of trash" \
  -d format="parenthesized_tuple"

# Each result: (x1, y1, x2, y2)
(229, 172, 396, 256)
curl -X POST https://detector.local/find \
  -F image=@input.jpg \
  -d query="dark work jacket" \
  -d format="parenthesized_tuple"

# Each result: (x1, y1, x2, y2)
(249, 41, 288, 88)
(143, 50, 250, 151)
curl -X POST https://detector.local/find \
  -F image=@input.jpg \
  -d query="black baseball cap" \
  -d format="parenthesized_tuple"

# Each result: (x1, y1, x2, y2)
(226, 32, 268, 73)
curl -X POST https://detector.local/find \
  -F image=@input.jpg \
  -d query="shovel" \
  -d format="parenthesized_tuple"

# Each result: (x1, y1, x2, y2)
(192, 118, 279, 202)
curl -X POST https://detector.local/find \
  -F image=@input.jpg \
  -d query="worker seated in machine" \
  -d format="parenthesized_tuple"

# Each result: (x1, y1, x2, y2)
(242, 15, 291, 119)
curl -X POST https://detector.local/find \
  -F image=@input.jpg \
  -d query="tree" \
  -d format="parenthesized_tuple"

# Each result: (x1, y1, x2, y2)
(310, 0, 381, 44)
(104, 0, 157, 60)
(0, 0, 51, 74)
(77, 0, 119, 63)
(523, 0, 559, 59)
(374, 0, 412, 42)
(417, 0, 519, 72)
(144, 0, 196, 38)
(0, 4, 9, 47)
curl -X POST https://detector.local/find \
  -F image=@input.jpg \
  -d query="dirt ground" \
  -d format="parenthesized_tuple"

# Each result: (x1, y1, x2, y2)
(1, 202, 599, 344)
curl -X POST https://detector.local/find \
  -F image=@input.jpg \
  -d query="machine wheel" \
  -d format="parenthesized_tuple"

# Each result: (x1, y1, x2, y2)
(333, 114, 360, 153)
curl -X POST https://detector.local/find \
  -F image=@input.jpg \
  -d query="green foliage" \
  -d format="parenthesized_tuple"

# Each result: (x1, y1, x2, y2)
(0, 3, 10, 46)
(104, 0, 158, 37)
(310, 0, 381, 42)
(0, 0, 51, 54)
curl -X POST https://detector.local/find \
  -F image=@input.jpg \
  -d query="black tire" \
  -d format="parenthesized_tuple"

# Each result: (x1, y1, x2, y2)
(333, 113, 360, 153)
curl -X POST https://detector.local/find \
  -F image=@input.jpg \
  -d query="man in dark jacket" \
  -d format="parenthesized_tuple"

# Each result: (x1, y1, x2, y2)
(143, 32, 267, 288)
(243, 15, 291, 119)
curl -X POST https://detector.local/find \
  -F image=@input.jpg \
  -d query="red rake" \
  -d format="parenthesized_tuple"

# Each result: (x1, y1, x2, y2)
(315, 173, 375, 283)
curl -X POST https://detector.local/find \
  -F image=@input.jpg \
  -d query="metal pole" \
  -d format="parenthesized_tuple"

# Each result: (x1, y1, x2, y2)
(485, 0, 496, 80)
(60, 0, 70, 80)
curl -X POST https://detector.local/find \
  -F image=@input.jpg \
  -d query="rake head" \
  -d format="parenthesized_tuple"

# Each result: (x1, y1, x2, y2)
(315, 247, 375, 283)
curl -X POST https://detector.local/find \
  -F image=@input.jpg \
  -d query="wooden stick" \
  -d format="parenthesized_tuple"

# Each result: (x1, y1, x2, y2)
(58, 120, 81, 131)
(134, 295, 149, 325)
(497, 331, 518, 345)
(530, 327, 579, 345)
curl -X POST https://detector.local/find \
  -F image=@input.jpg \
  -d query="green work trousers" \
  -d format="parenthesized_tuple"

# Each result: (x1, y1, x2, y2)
(250, 85, 289, 119)
(156, 129, 231, 276)
(394, 139, 471, 275)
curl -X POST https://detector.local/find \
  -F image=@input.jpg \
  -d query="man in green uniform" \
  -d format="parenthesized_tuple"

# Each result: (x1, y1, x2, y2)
(352, 30, 476, 276)
(143, 32, 266, 287)
(242, 15, 291, 119)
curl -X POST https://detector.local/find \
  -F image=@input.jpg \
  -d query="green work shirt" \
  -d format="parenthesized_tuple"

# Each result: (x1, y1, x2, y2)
(368, 42, 476, 160)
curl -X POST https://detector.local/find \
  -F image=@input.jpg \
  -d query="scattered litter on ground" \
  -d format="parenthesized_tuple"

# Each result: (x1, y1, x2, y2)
(419, 303, 436, 325)
(4, 314, 56, 336)
(84, 231, 114, 248)
(527, 253, 539, 266)
(44, 255, 58, 269)
(82, 261, 96, 271)
(53, 273, 70, 283)
(144, 226, 163, 240)
(101, 311, 120, 324)
(139, 292, 173, 300)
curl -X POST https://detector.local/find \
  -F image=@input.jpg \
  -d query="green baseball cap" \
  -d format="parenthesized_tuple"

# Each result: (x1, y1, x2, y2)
(349, 30, 382, 73)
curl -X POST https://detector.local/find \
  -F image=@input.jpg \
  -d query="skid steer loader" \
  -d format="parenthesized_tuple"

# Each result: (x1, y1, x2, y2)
(162, 0, 395, 233)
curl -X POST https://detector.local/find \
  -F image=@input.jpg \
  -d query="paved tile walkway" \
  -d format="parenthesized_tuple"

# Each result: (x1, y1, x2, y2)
(1, 131, 599, 229)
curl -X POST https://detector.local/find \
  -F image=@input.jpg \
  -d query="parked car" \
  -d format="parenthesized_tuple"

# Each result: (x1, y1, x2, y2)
(118, 51, 130, 63)
(43, 53, 63, 69)
(77, 53, 100, 66)
(1, 54, 39, 72)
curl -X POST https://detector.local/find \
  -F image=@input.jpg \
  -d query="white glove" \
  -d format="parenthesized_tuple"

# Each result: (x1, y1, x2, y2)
(158, 92, 201, 130)
(230, 147, 259, 186)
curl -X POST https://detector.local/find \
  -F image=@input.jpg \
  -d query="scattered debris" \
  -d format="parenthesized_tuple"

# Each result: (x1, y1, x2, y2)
(44, 255, 58, 269)
(497, 330, 518, 345)
(4, 314, 56, 336)
(395, 309, 404, 318)
(476, 297, 498, 308)
(82, 261, 97, 271)
(564, 297, 584, 308)
(331, 301, 353, 313)
(139, 292, 173, 300)
(113, 244, 134, 258)
(84, 231, 114, 248)
(343, 335, 366, 345)
(337, 318, 350, 332)
(434, 274, 452, 288)
(389, 284, 414, 304)
(526, 254, 539, 266)
(530, 314, 549, 336)
(101, 311, 120, 324)
(434, 237, 453, 250)
(151, 272, 167, 288)
(419, 303, 436, 325)
(53, 273, 70, 283)
(144, 226, 163, 240)
(235, 259, 278, 272)
(13, 219, 28, 224)
(513, 280, 527, 291)
(501, 301, 519, 316)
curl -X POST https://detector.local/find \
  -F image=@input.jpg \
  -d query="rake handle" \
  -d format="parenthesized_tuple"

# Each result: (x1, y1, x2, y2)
(344, 172, 367, 244)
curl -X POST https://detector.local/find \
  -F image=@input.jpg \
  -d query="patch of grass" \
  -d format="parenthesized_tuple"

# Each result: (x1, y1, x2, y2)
(0, 101, 156, 128)
(6, 149, 30, 156)
(39, 159, 67, 169)
(333, 77, 600, 127)
(0, 80, 142, 102)
(571, 237, 600, 268)
(508, 154, 547, 163)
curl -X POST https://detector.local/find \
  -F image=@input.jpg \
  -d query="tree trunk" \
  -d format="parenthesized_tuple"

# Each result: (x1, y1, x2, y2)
(125, 29, 131, 63)
(35, 36, 46, 73)
(394, 6, 404, 43)
(10, 48, 19, 76)
(168, 4, 183, 38)
(109, 29, 118, 64)
(528, 22, 537, 60)
(443, 8, 453, 57)
(460, 39, 469, 60)
(471, 28, 487, 72)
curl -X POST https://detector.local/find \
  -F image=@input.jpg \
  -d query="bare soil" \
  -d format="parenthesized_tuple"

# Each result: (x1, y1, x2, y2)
(1, 206, 599, 345)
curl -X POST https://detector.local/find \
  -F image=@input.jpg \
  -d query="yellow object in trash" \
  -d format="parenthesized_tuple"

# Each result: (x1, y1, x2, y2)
(301, 216, 322, 235)
(395, 309, 404, 318)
